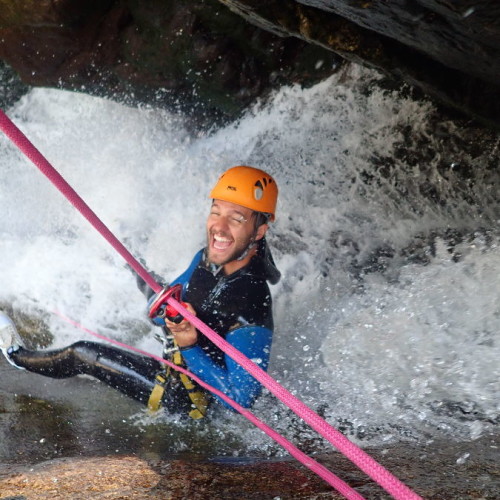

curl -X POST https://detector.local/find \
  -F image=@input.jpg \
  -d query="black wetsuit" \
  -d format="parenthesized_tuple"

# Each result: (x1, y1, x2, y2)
(11, 239, 280, 414)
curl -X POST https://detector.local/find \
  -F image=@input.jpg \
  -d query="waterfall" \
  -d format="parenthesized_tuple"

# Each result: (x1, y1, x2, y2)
(1, 65, 498, 455)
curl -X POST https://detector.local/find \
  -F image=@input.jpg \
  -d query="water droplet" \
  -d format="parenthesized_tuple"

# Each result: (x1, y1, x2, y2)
(456, 452, 470, 465)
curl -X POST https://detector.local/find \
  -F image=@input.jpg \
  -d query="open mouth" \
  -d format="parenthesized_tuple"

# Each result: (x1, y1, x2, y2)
(212, 233, 233, 251)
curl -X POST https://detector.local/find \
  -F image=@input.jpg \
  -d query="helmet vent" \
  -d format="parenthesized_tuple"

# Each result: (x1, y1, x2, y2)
(254, 180, 264, 200)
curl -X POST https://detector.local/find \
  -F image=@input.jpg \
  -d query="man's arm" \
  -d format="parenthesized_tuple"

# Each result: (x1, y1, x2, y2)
(179, 325, 272, 409)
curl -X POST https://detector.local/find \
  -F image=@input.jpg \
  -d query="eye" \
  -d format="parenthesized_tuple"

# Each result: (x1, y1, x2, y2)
(230, 216, 245, 225)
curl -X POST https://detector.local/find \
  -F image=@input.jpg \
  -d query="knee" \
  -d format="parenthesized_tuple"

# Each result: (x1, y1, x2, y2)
(69, 341, 101, 365)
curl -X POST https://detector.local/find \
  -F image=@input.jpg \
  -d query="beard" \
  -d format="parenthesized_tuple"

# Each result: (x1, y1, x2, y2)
(206, 230, 255, 266)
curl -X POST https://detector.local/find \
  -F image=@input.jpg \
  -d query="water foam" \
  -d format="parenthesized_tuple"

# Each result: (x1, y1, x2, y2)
(0, 65, 498, 452)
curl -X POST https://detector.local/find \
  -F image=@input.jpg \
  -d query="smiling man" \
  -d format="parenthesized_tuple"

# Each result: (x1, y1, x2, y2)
(208, 199, 266, 269)
(0, 166, 280, 418)
(207, 167, 274, 269)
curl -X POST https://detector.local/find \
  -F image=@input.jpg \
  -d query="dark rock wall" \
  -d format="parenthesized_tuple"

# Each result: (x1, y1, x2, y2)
(0, 0, 499, 127)
(0, 0, 339, 123)
(298, 0, 500, 84)
(220, 0, 500, 128)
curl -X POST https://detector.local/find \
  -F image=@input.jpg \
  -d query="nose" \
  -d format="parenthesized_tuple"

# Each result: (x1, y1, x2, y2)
(209, 214, 231, 233)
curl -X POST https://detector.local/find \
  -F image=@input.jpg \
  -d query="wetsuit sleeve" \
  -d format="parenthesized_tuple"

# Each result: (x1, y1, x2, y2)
(170, 249, 204, 289)
(148, 250, 204, 327)
(180, 325, 272, 409)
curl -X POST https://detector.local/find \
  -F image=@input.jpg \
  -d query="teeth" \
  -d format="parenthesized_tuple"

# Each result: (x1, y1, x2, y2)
(214, 235, 231, 242)
(213, 233, 232, 250)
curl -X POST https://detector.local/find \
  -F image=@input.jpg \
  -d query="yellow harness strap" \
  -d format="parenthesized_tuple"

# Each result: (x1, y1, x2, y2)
(147, 350, 209, 419)
(173, 350, 209, 420)
(147, 372, 167, 412)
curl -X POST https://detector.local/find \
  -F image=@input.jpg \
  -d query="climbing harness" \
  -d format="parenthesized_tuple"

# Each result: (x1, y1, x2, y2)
(147, 356, 207, 419)
(174, 349, 208, 419)
(147, 329, 208, 418)
(146, 284, 208, 417)
(0, 108, 422, 500)
(147, 372, 168, 412)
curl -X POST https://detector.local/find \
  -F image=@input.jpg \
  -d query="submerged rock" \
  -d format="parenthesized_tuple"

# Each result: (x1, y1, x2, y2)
(0, 438, 498, 498)
(0, 456, 161, 499)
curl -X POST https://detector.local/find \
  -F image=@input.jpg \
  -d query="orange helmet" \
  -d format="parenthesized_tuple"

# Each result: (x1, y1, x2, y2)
(209, 166, 278, 221)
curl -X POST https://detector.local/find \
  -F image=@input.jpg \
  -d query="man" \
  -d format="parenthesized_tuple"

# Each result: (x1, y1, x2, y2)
(0, 166, 280, 418)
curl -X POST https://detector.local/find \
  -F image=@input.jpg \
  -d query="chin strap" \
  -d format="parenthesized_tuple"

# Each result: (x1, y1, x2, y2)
(235, 239, 256, 261)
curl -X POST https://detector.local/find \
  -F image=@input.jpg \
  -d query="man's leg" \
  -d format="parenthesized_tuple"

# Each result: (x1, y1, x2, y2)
(0, 313, 203, 413)
(10, 341, 161, 405)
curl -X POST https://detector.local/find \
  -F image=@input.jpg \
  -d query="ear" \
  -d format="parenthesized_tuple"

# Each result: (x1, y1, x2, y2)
(255, 223, 268, 241)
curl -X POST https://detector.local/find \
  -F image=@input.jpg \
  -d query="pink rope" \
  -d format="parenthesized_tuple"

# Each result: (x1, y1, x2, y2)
(0, 110, 160, 295)
(55, 311, 365, 500)
(170, 297, 422, 500)
(0, 108, 422, 499)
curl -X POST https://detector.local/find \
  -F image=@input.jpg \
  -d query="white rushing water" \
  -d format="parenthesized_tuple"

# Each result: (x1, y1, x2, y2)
(0, 66, 498, 455)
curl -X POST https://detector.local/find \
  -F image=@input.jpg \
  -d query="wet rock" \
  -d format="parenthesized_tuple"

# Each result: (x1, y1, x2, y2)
(0, 455, 161, 499)
(2, 1, 500, 128)
(221, 0, 500, 128)
(0, 302, 53, 349)
(0, 0, 340, 126)
(0, 361, 498, 499)
(0, 455, 344, 499)
(149, 459, 341, 499)
(0, 438, 498, 499)
(0, 61, 29, 109)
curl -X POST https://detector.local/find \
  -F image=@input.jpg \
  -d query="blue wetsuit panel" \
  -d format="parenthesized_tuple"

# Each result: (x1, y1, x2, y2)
(181, 325, 272, 408)
(170, 249, 204, 289)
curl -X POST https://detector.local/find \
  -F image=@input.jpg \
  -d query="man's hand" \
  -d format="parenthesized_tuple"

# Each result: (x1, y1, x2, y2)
(165, 302, 198, 348)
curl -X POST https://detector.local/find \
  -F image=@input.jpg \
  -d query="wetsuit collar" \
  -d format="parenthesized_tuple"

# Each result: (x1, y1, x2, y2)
(202, 238, 281, 284)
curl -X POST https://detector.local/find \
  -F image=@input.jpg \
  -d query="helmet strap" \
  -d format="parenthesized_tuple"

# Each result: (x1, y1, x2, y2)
(234, 211, 267, 262)
(235, 239, 256, 261)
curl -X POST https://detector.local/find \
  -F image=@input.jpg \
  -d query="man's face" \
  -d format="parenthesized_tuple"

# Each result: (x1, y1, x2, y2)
(206, 199, 262, 266)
